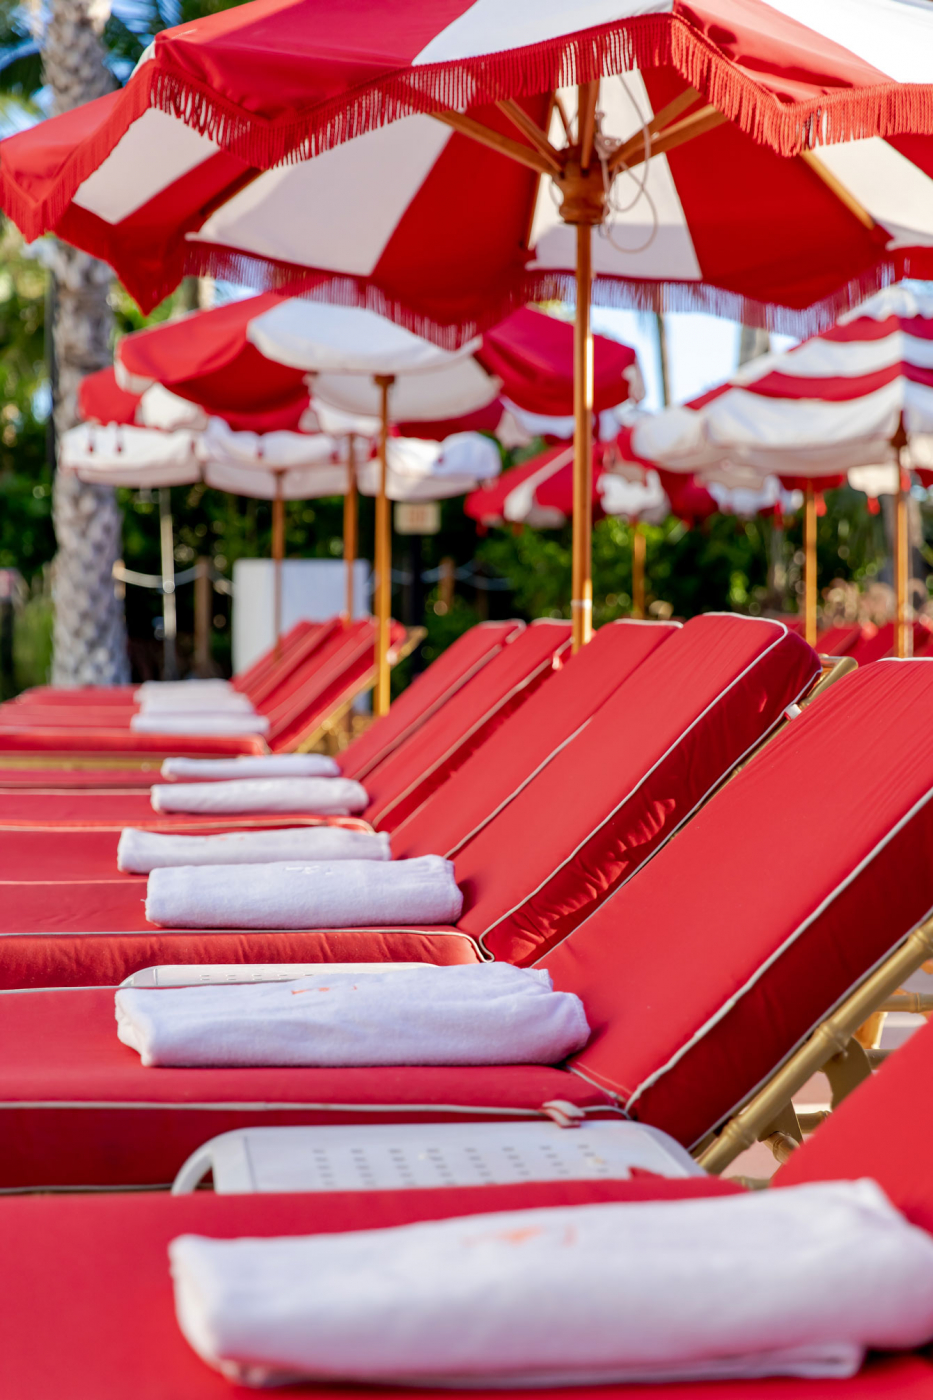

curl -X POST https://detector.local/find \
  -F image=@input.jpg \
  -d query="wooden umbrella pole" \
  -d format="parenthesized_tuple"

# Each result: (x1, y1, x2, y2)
(158, 487, 178, 680)
(373, 375, 394, 716)
(271, 472, 285, 657)
(343, 432, 358, 626)
(632, 524, 646, 618)
(891, 415, 911, 659)
(571, 223, 594, 652)
(896, 467, 911, 658)
(803, 482, 817, 648)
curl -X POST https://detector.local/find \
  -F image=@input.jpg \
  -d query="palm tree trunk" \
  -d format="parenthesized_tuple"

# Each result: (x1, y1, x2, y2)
(44, 0, 129, 685)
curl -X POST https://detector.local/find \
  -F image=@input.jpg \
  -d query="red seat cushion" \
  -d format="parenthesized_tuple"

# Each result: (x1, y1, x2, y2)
(0, 768, 166, 789)
(11, 1178, 868, 1400)
(544, 659, 933, 1150)
(0, 790, 367, 829)
(460, 615, 819, 965)
(339, 621, 523, 781)
(364, 620, 571, 832)
(0, 924, 479, 989)
(0, 985, 607, 1186)
(393, 620, 677, 859)
(0, 728, 265, 755)
(775, 1015, 933, 1236)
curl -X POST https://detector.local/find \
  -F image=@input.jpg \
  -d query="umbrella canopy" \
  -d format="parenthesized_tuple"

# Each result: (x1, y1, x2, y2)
(630, 283, 933, 652)
(3, 3, 933, 326)
(116, 298, 641, 421)
(59, 423, 202, 488)
(466, 443, 667, 531)
(115, 293, 637, 709)
(631, 284, 933, 478)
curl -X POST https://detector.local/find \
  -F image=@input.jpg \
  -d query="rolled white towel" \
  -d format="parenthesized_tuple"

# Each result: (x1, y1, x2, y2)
(145, 854, 460, 929)
(161, 755, 340, 781)
(131, 714, 271, 736)
(140, 691, 256, 715)
(150, 778, 365, 816)
(116, 963, 586, 1067)
(136, 679, 234, 701)
(118, 826, 390, 874)
(169, 1181, 933, 1388)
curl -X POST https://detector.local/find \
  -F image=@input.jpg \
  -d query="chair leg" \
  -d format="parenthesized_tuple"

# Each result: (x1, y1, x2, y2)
(696, 916, 933, 1175)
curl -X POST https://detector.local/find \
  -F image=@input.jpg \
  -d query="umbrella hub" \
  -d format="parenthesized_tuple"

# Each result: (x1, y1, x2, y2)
(553, 158, 607, 227)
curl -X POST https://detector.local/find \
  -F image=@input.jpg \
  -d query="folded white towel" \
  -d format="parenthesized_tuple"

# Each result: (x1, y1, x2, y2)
(150, 777, 366, 815)
(116, 963, 586, 1067)
(136, 679, 234, 701)
(140, 691, 256, 714)
(131, 714, 271, 736)
(169, 1180, 933, 1388)
(161, 755, 340, 781)
(118, 826, 390, 874)
(145, 854, 461, 929)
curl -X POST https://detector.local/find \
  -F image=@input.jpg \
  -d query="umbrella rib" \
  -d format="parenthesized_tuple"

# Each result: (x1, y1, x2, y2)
(798, 150, 877, 231)
(610, 105, 727, 173)
(578, 81, 599, 170)
(432, 109, 554, 176)
(608, 86, 704, 171)
(496, 100, 563, 173)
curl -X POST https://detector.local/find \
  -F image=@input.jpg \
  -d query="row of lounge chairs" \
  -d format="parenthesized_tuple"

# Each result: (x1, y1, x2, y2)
(2, 611, 932, 1397)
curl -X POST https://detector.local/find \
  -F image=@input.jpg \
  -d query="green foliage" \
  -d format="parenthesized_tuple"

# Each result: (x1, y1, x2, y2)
(0, 0, 42, 112)
(0, 230, 54, 580)
(13, 589, 52, 689)
(476, 485, 892, 627)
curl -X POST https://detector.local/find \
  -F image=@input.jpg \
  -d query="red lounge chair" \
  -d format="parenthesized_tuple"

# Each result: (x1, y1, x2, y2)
(0, 620, 520, 789)
(774, 1005, 933, 1235)
(360, 620, 572, 831)
(0, 623, 573, 873)
(0, 1183, 928, 1399)
(8, 618, 321, 710)
(0, 620, 675, 877)
(0, 615, 817, 989)
(337, 620, 525, 781)
(0, 618, 411, 758)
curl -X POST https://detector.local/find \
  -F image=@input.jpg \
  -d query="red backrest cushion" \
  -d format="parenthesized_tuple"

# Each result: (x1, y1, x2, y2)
(364, 621, 571, 833)
(268, 620, 406, 751)
(459, 615, 819, 966)
(339, 621, 523, 782)
(233, 619, 315, 695)
(393, 620, 678, 859)
(248, 618, 342, 708)
(546, 659, 933, 1150)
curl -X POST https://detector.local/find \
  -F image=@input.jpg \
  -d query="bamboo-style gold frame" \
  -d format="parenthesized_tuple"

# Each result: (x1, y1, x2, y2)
(294, 625, 426, 754)
(696, 915, 933, 1174)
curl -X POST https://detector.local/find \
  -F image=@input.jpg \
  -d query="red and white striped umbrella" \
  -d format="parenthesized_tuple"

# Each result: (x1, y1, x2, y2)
(630, 283, 933, 650)
(4, 2, 933, 325)
(6, 0, 933, 655)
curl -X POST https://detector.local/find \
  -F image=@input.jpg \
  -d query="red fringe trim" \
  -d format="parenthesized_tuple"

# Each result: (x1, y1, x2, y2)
(142, 14, 933, 168)
(186, 242, 902, 348)
(9, 13, 933, 244)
